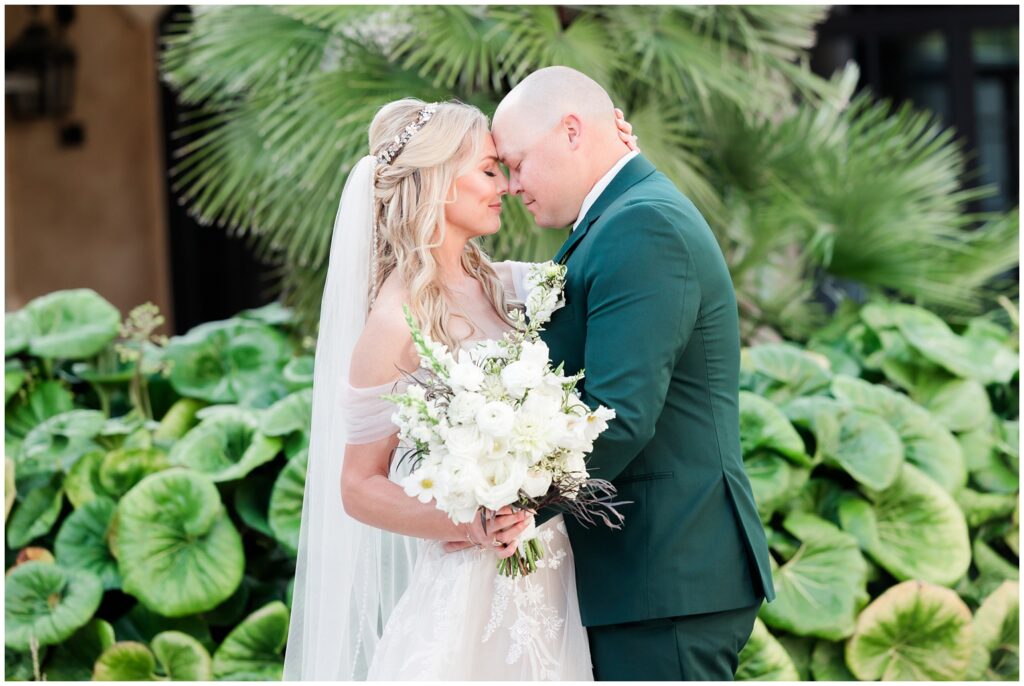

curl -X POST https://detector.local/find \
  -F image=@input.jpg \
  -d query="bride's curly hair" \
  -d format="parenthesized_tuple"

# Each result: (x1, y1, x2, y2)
(368, 98, 514, 351)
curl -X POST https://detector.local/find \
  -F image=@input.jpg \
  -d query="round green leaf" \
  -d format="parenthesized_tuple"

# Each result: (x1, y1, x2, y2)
(782, 396, 843, 461)
(5, 561, 103, 651)
(65, 450, 106, 509)
(967, 580, 1019, 680)
(6, 310, 34, 355)
(260, 388, 312, 437)
(170, 413, 282, 482)
(112, 602, 213, 651)
(268, 449, 307, 553)
(6, 646, 40, 681)
(5, 359, 27, 403)
(916, 377, 992, 433)
(212, 601, 289, 680)
(740, 343, 832, 402)
(831, 375, 966, 492)
(152, 630, 214, 680)
(92, 642, 157, 680)
(846, 580, 973, 680)
(19, 409, 106, 477)
(5, 380, 74, 454)
(6, 472, 64, 548)
(117, 470, 244, 617)
(164, 318, 290, 405)
(42, 618, 115, 681)
(954, 488, 1017, 528)
(54, 497, 121, 590)
(99, 447, 170, 498)
(825, 409, 903, 490)
(759, 513, 868, 640)
(860, 463, 971, 586)
(892, 303, 1018, 385)
(744, 451, 809, 521)
(23, 289, 121, 360)
(809, 639, 856, 681)
(960, 415, 1018, 493)
(739, 391, 811, 465)
(282, 355, 315, 388)
(736, 618, 799, 680)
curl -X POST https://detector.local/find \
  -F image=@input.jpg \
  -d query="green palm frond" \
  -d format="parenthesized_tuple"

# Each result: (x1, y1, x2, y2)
(161, 6, 332, 104)
(488, 6, 616, 89)
(158, 5, 1017, 336)
(392, 6, 505, 93)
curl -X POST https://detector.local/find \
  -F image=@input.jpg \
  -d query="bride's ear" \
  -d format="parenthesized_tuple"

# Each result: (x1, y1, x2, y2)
(563, 114, 583, 149)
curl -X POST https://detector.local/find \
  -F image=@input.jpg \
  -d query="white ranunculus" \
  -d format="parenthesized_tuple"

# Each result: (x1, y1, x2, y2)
(476, 401, 515, 438)
(475, 457, 528, 511)
(522, 468, 553, 498)
(445, 424, 487, 461)
(501, 360, 544, 398)
(447, 391, 486, 425)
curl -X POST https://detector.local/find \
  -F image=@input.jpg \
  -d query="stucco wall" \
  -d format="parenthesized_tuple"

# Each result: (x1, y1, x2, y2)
(5, 5, 171, 331)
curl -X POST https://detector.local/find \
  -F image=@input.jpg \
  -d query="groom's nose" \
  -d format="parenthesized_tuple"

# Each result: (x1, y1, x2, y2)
(508, 172, 523, 196)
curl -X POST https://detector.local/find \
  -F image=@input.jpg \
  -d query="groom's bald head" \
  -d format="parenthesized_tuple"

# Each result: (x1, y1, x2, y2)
(492, 67, 628, 228)
(494, 66, 616, 140)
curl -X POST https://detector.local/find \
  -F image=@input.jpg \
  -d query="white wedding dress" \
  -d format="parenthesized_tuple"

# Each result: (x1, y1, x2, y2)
(342, 325, 593, 680)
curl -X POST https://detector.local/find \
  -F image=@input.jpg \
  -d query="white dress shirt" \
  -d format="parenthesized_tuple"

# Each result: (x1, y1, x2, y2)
(572, 150, 639, 232)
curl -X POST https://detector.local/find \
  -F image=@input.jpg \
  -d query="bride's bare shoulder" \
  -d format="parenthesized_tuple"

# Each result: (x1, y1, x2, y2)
(349, 273, 418, 387)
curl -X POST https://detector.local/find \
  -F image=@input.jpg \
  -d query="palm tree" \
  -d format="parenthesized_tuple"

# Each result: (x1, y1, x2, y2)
(160, 5, 1017, 339)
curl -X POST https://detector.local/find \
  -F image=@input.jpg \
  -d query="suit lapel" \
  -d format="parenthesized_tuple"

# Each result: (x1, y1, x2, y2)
(552, 154, 657, 265)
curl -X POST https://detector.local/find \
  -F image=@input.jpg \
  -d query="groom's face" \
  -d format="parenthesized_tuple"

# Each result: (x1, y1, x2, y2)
(492, 119, 579, 229)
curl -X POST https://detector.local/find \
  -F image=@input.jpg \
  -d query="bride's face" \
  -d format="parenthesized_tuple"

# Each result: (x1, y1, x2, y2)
(444, 132, 508, 239)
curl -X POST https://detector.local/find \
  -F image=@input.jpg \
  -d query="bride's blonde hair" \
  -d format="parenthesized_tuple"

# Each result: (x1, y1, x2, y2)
(369, 98, 514, 351)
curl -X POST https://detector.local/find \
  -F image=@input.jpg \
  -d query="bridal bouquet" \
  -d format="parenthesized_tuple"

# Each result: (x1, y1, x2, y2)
(384, 262, 625, 577)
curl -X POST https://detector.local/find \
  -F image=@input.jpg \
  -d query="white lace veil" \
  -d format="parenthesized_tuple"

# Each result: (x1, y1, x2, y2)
(283, 155, 419, 680)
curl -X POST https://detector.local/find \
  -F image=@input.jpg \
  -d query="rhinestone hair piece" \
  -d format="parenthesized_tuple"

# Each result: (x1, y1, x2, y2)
(375, 102, 439, 166)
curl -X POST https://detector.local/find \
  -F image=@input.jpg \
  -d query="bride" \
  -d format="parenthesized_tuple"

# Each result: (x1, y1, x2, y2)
(283, 98, 634, 680)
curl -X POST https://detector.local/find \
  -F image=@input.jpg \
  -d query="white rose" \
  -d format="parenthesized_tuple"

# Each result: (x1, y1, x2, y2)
(445, 425, 487, 461)
(522, 468, 553, 498)
(519, 340, 551, 369)
(447, 391, 486, 425)
(501, 360, 544, 398)
(475, 457, 528, 511)
(476, 401, 515, 437)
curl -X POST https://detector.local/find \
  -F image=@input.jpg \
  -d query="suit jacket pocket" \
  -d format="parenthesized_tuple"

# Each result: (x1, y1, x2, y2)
(614, 471, 674, 484)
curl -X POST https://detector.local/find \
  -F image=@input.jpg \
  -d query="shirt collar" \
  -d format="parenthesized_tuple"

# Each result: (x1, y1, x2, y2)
(571, 150, 640, 232)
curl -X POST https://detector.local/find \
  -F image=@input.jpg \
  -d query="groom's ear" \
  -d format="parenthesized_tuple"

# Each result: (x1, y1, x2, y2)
(563, 114, 583, 149)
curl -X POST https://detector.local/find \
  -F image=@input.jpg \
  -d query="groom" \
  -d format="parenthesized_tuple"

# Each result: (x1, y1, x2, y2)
(492, 67, 775, 680)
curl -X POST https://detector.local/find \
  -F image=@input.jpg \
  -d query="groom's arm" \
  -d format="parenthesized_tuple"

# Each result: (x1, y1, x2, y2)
(575, 203, 699, 482)
(532, 203, 698, 528)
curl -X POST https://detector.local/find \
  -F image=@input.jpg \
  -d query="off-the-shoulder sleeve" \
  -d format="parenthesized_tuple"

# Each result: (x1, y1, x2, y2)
(342, 378, 407, 445)
(506, 261, 533, 304)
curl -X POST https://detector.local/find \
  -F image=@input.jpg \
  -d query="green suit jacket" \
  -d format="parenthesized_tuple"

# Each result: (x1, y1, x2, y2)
(537, 154, 775, 627)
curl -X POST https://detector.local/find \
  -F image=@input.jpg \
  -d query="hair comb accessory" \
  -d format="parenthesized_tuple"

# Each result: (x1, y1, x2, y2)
(376, 102, 439, 166)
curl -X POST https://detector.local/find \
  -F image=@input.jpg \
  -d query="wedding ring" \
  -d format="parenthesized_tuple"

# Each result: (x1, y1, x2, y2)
(491, 538, 502, 547)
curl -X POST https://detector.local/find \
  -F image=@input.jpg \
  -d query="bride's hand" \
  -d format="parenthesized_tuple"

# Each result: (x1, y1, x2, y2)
(614, 107, 639, 152)
(443, 506, 533, 559)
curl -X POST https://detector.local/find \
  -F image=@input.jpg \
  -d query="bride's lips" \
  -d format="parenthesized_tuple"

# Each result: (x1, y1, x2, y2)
(488, 202, 503, 212)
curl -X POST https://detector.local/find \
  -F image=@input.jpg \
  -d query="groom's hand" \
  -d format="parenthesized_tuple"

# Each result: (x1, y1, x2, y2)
(614, 108, 640, 152)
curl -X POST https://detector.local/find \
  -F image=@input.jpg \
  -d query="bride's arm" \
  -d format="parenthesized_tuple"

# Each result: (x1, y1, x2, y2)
(340, 292, 530, 553)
